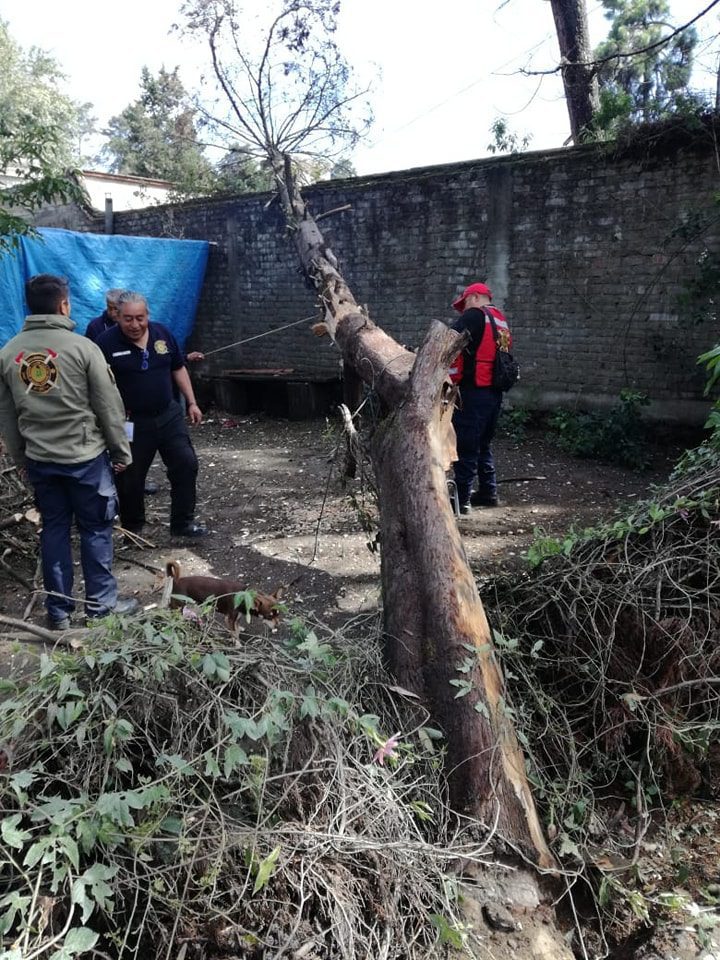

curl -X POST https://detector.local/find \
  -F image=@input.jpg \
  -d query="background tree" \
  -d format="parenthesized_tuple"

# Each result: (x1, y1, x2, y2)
(549, 0, 600, 141)
(0, 20, 88, 249)
(594, 0, 705, 134)
(214, 144, 275, 193)
(330, 157, 357, 178)
(72, 101, 99, 167)
(487, 116, 533, 154)
(101, 66, 216, 195)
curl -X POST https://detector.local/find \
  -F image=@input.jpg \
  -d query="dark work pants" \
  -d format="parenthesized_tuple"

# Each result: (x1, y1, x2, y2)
(117, 402, 198, 531)
(452, 386, 503, 505)
(27, 453, 118, 622)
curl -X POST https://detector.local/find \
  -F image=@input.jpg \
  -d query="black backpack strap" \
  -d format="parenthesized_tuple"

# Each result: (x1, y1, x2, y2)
(485, 307, 500, 344)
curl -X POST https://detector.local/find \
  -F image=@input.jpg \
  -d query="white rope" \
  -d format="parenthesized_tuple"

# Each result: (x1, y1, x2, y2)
(200, 314, 316, 358)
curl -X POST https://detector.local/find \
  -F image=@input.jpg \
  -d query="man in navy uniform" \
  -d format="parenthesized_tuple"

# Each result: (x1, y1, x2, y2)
(0, 275, 139, 629)
(97, 290, 207, 539)
(85, 288, 124, 343)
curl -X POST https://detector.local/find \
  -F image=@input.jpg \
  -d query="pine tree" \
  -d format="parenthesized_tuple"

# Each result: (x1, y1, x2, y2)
(594, 0, 705, 134)
(101, 66, 215, 196)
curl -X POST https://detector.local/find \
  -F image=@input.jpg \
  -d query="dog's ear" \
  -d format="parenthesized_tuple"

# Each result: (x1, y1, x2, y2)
(272, 585, 284, 601)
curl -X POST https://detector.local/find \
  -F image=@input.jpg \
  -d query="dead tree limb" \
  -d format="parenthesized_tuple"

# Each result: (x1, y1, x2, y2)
(273, 158, 554, 868)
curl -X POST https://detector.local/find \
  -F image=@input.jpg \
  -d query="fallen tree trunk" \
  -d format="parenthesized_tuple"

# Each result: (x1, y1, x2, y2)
(273, 160, 553, 868)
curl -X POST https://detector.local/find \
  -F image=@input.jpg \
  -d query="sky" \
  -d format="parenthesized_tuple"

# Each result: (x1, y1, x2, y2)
(2, 0, 719, 177)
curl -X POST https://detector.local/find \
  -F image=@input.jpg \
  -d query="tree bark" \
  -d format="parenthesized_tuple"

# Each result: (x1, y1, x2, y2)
(273, 166, 554, 868)
(550, 0, 600, 142)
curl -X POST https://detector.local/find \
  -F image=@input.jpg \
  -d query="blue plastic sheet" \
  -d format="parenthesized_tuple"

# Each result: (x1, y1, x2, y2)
(0, 227, 209, 348)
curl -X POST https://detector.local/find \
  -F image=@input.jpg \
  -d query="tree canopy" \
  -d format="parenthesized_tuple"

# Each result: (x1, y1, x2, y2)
(101, 66, 217, 196)
(0, 19, 87, 249)
(593, 0, 705, 134)
(180, 0, 372, 179)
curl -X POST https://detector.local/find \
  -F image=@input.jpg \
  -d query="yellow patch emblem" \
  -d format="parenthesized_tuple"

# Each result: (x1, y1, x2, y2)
(15, 349, 60, 394)
(154, 340, 169, 355)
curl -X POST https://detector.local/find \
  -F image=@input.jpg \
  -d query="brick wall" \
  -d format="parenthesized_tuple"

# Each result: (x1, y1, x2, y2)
(100, 133, 720, 424)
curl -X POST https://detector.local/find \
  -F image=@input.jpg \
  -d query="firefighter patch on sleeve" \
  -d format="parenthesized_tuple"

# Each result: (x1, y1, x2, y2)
(14, 349, 59, 394)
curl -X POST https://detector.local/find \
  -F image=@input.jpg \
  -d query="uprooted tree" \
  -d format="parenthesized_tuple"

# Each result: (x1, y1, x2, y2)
(183, 0, 554, 870)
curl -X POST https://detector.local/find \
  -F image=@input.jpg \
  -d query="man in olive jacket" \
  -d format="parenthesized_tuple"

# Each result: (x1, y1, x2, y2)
(0, 274, 138, 630)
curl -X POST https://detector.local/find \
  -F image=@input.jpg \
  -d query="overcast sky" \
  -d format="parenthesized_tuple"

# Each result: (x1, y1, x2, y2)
(3, 0, 719, 176)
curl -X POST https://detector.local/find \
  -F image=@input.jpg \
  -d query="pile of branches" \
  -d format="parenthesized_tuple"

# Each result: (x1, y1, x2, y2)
(0, 449, 38, 589)
(0, 610, 496, 960)
(481, 440, 720, 862)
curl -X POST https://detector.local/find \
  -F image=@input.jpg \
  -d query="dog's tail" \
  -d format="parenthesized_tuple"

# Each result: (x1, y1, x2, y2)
(166, 560, 181, 580)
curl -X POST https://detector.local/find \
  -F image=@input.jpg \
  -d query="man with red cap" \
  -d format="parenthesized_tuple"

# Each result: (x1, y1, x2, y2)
(449, 281, 512, 514)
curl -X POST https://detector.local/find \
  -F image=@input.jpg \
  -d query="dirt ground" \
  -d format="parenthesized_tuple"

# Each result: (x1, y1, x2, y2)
(0, 410, 682, 633)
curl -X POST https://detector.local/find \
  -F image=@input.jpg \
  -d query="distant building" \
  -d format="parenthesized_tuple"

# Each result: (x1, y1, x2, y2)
(1, 167, 176, 232)
(79, 170, 174, 211)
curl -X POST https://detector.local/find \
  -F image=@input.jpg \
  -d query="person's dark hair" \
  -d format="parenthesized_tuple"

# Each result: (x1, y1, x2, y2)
(25, 274, 69, 315)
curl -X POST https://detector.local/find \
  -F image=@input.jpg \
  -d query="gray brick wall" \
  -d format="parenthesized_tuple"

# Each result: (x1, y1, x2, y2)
(88, 136, 720, 424)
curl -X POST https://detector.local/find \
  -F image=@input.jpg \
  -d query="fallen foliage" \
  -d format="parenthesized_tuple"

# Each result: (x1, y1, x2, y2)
(0, 609, 500, 960)
(480, 438, 720, 945)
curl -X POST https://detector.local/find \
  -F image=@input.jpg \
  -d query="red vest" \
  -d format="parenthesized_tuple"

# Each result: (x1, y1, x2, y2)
(449, 306, 512, 387)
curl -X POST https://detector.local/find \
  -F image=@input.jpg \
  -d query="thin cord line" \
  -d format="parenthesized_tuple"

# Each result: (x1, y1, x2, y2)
(201, 314, 316, 357)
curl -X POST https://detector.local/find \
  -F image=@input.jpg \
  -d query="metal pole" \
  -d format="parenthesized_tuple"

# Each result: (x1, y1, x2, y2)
(104, 195, 114, 235)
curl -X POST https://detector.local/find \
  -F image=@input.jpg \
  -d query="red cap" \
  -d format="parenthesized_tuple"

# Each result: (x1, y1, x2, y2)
(452, 282, 493, 312)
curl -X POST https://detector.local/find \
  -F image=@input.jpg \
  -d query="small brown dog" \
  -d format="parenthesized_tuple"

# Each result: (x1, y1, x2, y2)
(166, 561, 283, 629)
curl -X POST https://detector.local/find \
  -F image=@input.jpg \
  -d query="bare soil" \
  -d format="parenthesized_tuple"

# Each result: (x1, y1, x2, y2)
(0, 413, 681, 649)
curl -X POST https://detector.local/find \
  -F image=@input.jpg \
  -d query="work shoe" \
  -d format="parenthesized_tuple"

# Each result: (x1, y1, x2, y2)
(170, 522, 208, 538)
(113, 597, 140, 616)
(47, 614, 71, 631)
(459, 502, 472, 516)
(470, 492, 499, 508)
(87, 597, 140, 621)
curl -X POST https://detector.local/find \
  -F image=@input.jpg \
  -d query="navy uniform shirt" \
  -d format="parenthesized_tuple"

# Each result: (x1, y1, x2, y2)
(85, 311, 115, 343)
(97, 322, 185, 417)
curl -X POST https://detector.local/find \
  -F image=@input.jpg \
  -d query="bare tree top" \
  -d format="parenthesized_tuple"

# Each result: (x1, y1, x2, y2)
(180, 0, 373, 163)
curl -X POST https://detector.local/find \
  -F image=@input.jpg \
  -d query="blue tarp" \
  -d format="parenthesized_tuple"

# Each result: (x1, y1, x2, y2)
(0, 228, 209, 348)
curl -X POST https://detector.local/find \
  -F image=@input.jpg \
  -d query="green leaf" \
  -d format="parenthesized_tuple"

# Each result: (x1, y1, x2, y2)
(252, 845, 281, 894)
(212, 652, 231, 682)
(558, 834, 581, 859)
(56, 700, 85, 730)
(204, 753, 221, 778)
(39, 653, 55, 678)
(429, 913, 464, 948)
(474, 699, 490, 718)
(160, 817, 183, 835)
(157, 753, 195, 775)
(223, 713, 264, 741)
(201, 653, 217, 677)
(1, 814, 30, 850)
(455, 657, 475, 674)
(223, 743, 249, 778)
(449, 678, 473, 698)
(9, 769, 36, 792)
(0, 891, 31, 937)
(71, 864, 117, 924)
(49, 925, 99, 959)
(24, 839, 51, 869)
(419, 726, 444, 740)
(300, 687, 319, 719)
